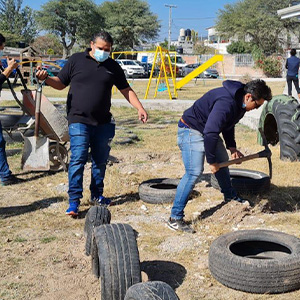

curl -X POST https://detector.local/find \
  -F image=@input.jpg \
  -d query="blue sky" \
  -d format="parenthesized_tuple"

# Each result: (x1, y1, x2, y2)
(22, 0, 238, 40)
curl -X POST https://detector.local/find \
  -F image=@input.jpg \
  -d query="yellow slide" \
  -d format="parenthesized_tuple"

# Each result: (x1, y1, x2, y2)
(175, 54, 223, 90)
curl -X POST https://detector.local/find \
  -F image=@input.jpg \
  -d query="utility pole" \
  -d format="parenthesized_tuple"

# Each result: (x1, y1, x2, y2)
(165, 4, 177, 50)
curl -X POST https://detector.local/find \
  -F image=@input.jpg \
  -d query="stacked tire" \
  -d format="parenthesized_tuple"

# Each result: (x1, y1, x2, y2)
(84, 206, 179, 299)
(259, 95, 300, 161)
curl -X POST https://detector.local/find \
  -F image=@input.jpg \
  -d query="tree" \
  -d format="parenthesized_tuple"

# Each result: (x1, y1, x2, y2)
(99, 0, 160, 51)
(35, 0, 104, 58)
(0, 0, 37, 45)
(32, 34, 63, 55)
(226, 41, 253, 54)
(216, 0, 300, 54)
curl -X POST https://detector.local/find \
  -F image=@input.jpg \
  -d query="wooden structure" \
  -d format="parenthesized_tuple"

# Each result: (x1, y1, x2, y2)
(19, 46, 42, 84)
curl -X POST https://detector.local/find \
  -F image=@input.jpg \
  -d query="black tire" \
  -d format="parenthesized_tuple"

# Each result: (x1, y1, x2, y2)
(125, 281, 179, 300)
(210, 169, 270, 194)
(84, 206, 111, 256)
(209, 229, 300, 294)
(260, 95, 300, 161)
(138, 178, 180, 204)
(94, 223, 141, 300)
(0, 113, 23, 128)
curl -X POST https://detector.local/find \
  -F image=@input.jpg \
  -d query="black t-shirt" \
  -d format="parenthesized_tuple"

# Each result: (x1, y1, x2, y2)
(58, 49, 129, 126)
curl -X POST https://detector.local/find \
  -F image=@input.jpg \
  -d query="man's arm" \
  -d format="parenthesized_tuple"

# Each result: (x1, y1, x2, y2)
(0, 57, 18, 85)
(119, 86, 148, 123)
(36, 67, 66, 90)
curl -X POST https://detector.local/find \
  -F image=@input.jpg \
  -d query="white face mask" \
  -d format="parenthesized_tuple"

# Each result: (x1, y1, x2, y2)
(94, 49, 110, 62)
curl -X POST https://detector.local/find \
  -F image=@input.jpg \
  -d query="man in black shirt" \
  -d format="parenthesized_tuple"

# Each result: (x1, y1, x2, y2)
(0, 33, 20, 185)
(36, 31, 148, 216)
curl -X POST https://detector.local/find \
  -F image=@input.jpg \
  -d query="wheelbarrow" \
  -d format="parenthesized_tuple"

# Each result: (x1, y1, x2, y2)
(1, 66, 69, 171)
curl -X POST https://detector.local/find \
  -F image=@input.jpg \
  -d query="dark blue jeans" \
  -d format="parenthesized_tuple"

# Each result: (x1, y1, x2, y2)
(0, 121, 12, 182)
(170, 127, 237, 219)
(68, 122, 115, 203)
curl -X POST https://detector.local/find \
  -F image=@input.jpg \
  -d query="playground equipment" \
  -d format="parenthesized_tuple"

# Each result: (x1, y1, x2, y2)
(112, 48, 224, 100)
(175, 55, 224, 89)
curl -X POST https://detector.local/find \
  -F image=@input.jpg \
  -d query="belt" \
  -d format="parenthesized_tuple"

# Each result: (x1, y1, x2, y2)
(180, 118, 190, 128)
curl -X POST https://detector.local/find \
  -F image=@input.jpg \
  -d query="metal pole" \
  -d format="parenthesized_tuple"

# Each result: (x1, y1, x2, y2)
(165, 4, 177, 50)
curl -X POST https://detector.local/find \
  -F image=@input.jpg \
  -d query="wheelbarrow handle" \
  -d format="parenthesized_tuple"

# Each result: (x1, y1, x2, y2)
(34, 85, 43, 138)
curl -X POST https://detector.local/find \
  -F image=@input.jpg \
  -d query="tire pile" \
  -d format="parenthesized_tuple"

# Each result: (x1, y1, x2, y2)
(84, 206, 179, 300)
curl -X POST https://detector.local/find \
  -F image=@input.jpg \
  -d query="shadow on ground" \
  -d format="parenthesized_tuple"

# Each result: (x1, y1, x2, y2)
(0, 196, 64, 219)
(141, 260, 187, 290)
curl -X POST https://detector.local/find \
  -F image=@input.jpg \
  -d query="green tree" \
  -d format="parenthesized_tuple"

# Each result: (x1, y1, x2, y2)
(32, 34, 63, 55)
(227, 41, 253, 54)
(36, 0, 104, 58)
(194, 42, 216, 55)
(216, 0, 300, 54)
(99, 0, 160, 51)
(0, 0, 37, 45)
(159, 39, 176, 51)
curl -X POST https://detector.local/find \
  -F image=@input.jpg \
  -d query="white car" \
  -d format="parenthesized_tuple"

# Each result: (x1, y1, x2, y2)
(116, 59, 145, 77)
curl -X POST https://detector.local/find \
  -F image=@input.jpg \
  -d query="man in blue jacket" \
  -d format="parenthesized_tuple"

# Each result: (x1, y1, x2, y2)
(167, 79, 272, 233)
(285, 48, 300, 98)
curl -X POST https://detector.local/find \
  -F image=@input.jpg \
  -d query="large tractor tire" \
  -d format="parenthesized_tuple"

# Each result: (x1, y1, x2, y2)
(258, 95, 300, 161)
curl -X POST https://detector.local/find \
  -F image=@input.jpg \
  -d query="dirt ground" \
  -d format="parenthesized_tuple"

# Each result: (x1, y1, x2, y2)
(1, 107, 300, 300)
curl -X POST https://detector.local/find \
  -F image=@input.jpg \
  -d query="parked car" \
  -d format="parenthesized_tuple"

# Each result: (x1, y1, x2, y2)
(116, 59, 145, 78)
(42, 61, 61, 77)
(136, 61, 159, 77)
(182, 63, 219, 78)
(55, 59, 68, 68)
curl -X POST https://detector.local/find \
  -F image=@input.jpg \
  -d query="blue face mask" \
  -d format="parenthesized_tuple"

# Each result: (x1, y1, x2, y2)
(0, 50, 3, 58)
(242, 103, 246, 108)
(94, 49, 110, 62)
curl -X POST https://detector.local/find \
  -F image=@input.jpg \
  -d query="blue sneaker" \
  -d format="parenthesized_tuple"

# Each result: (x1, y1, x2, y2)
(66, 201, 80, 216)
(97, 195, 111, 207)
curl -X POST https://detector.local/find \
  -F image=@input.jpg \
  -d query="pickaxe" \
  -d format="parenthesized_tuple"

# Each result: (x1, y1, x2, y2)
(219, 128, 272, 179)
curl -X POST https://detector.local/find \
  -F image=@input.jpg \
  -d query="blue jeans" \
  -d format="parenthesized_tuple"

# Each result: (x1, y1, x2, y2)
(170, 127, 237, 219)
(0, 122, 12, 182)
(68, 122, 115, 203)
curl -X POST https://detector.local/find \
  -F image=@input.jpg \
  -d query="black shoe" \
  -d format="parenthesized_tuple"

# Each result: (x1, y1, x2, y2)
(1, 175, 23, 186)
(225, 195, 247, 203)
(167, 218, 195, 233)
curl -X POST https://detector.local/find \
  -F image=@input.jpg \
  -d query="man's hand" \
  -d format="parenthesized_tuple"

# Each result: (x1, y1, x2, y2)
(229, 147, 244, 162)
(35, 66, 48, 81)
(7, 57, 18, 70)
(210, 162, 219, 174)
(138, 107, 148, 123)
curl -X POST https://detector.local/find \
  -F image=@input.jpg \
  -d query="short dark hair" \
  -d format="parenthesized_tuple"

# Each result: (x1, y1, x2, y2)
(0, 33, 6, 46)
(244, 79, 272, 101)
(91, 31, 113, 46)
(290, 48, 297, 56)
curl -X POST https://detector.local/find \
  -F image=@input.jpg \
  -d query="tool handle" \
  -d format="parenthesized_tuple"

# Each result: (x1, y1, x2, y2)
(219, 153, 260, 168)
(34, 89, 42, 137)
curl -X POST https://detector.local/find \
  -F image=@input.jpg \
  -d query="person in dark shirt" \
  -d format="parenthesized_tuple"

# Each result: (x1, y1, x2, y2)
(36, 31, 148, 216)
(285, 48, 300, 98)
(167, 79, 272, 233)
(0, 33, 20, 186)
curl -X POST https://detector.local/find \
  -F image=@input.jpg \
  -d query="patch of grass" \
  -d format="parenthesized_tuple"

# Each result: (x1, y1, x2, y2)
(40, 236, 57, 244)
(14, 236, 27, 243)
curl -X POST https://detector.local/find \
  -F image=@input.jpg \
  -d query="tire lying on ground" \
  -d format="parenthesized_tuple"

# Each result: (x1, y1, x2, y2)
(124, 281, 179, 300)
(209, 229, 300, 294)
(94, 223, 141, 299)
(210, 168, 270, 195)
(258, 94, 300, 161)
(84, 206, 111, 256)
(138, 178, 180, 204)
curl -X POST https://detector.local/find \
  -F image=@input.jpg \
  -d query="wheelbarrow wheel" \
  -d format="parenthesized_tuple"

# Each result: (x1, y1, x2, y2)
(49, 142, 68, 171)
